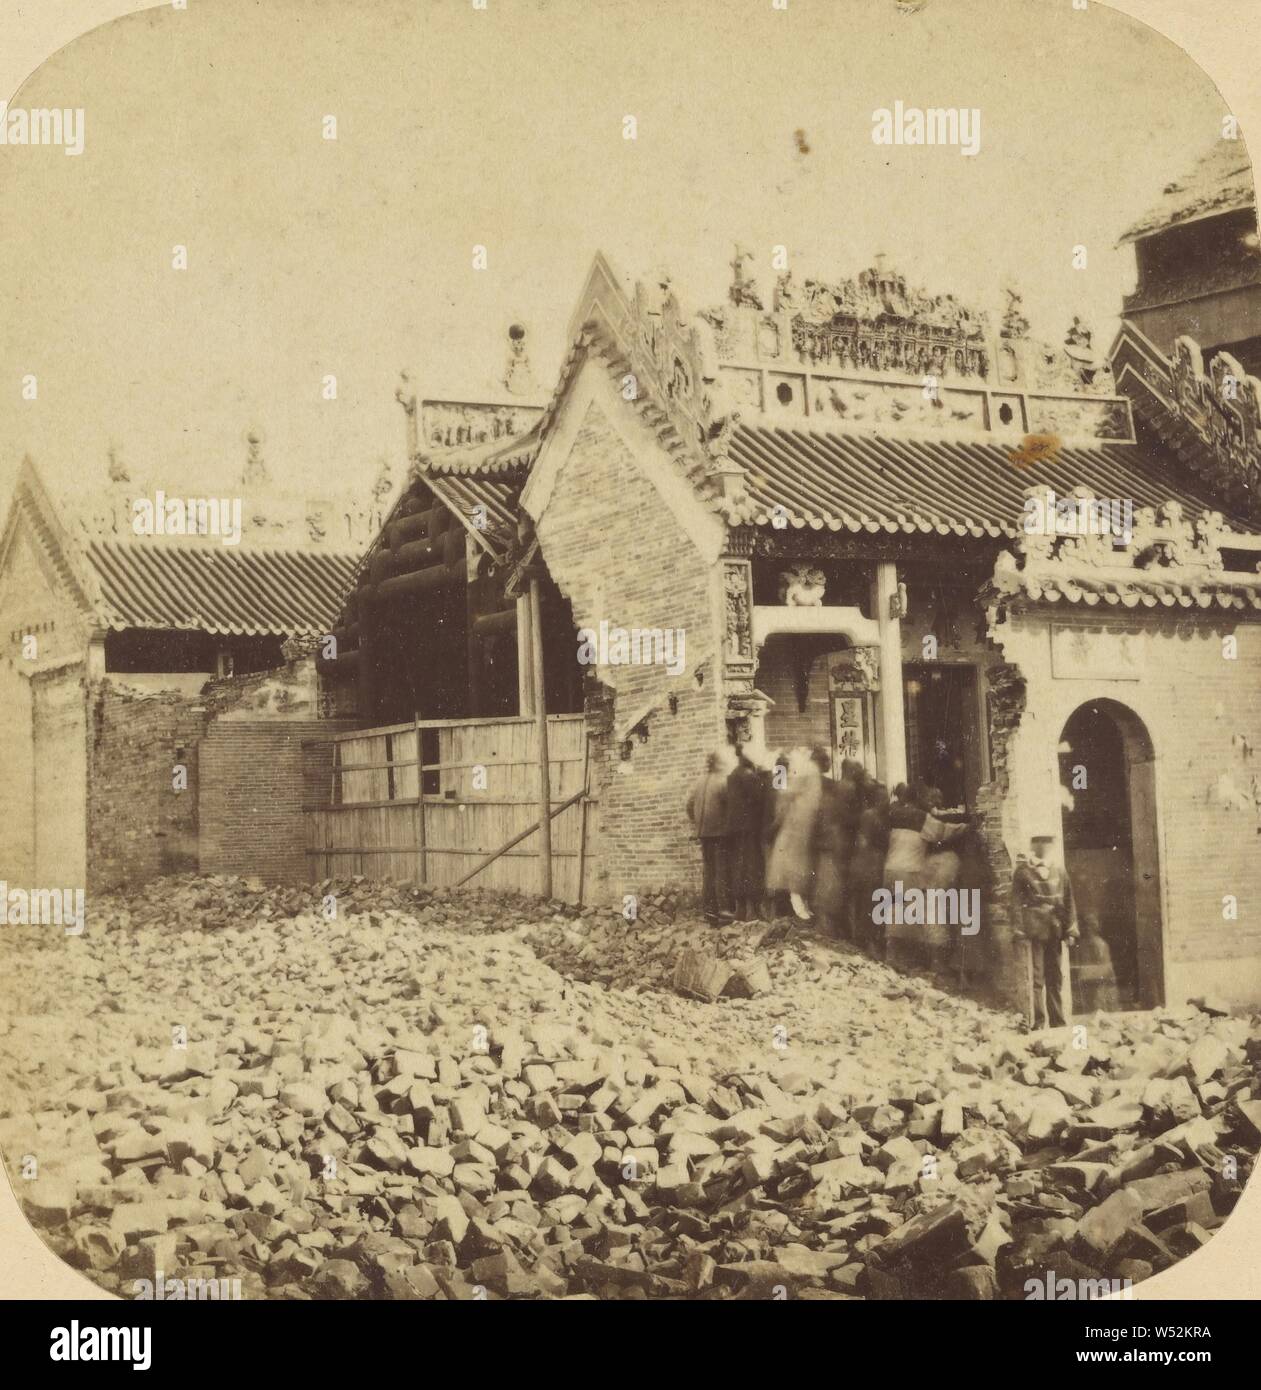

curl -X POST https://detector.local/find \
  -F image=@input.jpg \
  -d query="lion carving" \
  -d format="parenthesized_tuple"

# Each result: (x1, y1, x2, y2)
(778, 565, 827, 606)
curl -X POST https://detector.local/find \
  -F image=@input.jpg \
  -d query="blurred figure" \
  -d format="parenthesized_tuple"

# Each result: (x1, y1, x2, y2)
(727, 740, 771, 922)
(884, 783, 929, 970)
(810, 747, 846, 938)
(1073, 913, 1120, 1014)
(810, 750, 865, 939)
(849, 779, 890, 951)
(686, 745, 737, 924)
(762, 751, 792, 920)
(766, 746, 821, 921)
(920, 784, 969, 977)
(1012, 831, 1079, 1028)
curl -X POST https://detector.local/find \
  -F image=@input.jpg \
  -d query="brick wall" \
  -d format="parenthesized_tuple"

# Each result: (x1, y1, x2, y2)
(87, 683, 208, 892)
(535, 398, 725, 903)
(198, 720, 354, 884)
(975, 661, 1027, 1007)
(88, 672, 355, 892)
(759, 640, 834, 752)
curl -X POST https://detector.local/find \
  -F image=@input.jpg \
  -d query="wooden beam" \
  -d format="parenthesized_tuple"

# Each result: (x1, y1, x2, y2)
(450, 786, 584, 887)
(413, 714, 427, 886)
(356, 592, 376, 725)
(516, 592, 534, 716)
(528, 575, 552, 899)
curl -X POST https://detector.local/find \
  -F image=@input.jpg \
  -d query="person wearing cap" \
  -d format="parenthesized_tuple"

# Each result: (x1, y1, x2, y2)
(1011, 831, 1079, 1028)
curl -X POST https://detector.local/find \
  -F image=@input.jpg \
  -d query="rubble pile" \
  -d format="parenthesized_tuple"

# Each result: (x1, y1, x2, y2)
(0, 875, 1257, 1300)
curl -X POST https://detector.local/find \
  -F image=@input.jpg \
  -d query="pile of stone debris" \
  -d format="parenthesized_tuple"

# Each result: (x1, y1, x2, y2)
(0, 875, 1257, 1300)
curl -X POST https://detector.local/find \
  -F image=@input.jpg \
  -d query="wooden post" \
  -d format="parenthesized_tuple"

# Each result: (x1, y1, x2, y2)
(413, 713, 427, 886)
(528, 576, 552, 899)
(576, 732, 591, 906)
(466, 559, 484, 720)
(357, 592, 376, 725)
(516, 592, 534, 716)
(873, 561, 908, 787)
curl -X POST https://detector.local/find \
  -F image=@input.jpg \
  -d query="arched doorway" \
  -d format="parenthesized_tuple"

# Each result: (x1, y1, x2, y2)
(1058, 700, 1163, 1009)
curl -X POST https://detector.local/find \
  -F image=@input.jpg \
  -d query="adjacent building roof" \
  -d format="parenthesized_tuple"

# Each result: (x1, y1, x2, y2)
(0, 457, 358, 640)
(723, 423, 1257, 538)
(1121, 139, 1256, 243)
(84, 539, 357, 637)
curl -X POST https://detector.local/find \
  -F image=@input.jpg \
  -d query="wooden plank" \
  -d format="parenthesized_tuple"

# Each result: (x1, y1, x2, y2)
(450, 787, 585, 888)
(303, 715, 590, 899)
(304, 846, 582, 858)
(412, 715, 426, 884)
(317, 713, 583, 741)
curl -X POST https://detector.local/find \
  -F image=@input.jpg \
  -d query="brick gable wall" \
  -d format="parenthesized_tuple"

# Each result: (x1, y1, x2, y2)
(534, 400, 724, 903)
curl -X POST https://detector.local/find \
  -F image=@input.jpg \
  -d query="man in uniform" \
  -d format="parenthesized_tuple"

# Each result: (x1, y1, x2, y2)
(1011, 831, 1079, 1028)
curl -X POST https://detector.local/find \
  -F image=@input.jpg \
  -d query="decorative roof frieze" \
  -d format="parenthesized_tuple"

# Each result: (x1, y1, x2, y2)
(1111, 324, 1261, 517)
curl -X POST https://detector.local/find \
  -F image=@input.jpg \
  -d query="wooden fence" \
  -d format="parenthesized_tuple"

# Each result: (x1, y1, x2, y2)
(302, 714, 593, 902)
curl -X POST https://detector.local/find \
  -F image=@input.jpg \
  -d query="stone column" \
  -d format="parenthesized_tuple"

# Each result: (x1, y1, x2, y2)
(873, 561, 907, 787)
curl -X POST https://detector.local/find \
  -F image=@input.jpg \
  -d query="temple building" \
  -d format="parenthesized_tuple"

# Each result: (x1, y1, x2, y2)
(320, 143, 1261, 1014)
(11, 136, 1255, 1021)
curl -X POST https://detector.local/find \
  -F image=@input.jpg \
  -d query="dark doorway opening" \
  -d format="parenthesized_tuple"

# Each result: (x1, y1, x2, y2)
(1059, 699, 1163, 1010)
(902, 663, 983, 811)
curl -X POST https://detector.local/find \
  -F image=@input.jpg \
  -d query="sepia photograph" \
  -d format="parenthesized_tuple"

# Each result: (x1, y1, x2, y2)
(0, 0, 1259, 1354)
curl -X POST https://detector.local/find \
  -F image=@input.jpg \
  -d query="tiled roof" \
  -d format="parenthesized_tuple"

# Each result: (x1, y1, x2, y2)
(1121, 140, 1256, 243)
(84, 540, 357, 637)
(420, 431, 538, 478)
(995, 555, 1261, 612)
(725, 424, 1256, 538)
(422, 471, 521, 551)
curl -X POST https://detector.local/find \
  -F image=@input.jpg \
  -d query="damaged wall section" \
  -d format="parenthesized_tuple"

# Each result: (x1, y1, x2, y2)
(529, 390, 726, 904)
(86, 654, 353, 893)
(87, 683, 208, 892)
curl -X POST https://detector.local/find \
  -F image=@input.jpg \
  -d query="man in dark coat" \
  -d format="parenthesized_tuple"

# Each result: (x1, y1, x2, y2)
(1011, 832, 1079, 1028)
(686, 746, 737, 923)
(727, 744, 769, 922)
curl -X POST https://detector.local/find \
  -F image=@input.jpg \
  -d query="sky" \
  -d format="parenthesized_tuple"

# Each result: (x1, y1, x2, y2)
(0, 0, 1247, 510)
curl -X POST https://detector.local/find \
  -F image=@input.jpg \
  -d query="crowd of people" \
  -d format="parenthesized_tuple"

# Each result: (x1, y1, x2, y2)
(686, 741, 1120, 1026)
(685, 740, 980, 970)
